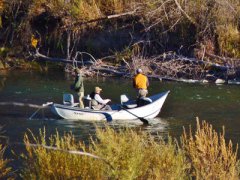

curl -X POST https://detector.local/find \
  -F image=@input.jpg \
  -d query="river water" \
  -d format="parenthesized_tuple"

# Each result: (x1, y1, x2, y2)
(0, 70, 240, 166)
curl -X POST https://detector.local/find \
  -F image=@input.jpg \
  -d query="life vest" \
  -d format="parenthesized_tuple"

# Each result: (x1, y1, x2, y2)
(90, 92, 99, 106)
(134, 74, 148, 89)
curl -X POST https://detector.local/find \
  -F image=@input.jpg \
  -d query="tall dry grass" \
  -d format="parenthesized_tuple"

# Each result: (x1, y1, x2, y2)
(21, 126, 188, 179)
(181, 118, 239, 179)
(30, 0, 101, 21)
(30, 0, 141, 21)
(21, 119, 240, 179)
(0, 144, 12, 179)
(0, 126, 12, 180)
(93, 126, 189, 179)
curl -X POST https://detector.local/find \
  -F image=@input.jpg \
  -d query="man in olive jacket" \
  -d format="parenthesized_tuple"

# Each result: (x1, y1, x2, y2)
(74, 68, 84, 108)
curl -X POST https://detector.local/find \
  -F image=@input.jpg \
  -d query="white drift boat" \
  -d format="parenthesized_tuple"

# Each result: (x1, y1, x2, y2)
(50, 91, 170, 122)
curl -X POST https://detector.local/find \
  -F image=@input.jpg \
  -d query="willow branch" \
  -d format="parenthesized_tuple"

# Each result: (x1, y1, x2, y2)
(174, 0, 197, 26)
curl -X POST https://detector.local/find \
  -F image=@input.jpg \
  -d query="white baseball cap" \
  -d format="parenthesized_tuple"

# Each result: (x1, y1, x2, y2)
(136, 68, 142, 73)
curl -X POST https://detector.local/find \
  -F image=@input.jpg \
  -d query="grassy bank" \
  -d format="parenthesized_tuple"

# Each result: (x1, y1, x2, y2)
(16, 119, 239, 179)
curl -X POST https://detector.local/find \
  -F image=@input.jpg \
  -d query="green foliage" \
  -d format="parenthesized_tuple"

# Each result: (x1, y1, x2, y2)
(181, 118, 239, 179)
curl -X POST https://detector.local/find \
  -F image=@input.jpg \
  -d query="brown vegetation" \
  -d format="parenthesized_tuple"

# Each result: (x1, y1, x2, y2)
(0, 126, 12, 179)
(0, 0, 239, 81)
(21, 127, 189, 179)
(0, 145, 12, 179)
(182, 118, 239, 179)
(0, 0, 239, 56)
(19, 119, 239, 179)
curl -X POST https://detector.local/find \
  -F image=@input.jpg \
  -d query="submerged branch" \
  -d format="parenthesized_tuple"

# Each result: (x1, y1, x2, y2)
(16, 142, 114, 169)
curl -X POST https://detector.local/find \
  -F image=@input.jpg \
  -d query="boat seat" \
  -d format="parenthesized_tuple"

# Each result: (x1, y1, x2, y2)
(63, 94, 78, 107)
(120, 94, 129, 104)
(83, 94, 92, 108)
(123, 104, 138, 109)
(120, 94, 138, 109)
(137, 97, 152, 107)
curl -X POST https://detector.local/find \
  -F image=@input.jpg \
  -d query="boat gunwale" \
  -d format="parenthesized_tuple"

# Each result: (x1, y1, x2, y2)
(52, 91, 170, 113)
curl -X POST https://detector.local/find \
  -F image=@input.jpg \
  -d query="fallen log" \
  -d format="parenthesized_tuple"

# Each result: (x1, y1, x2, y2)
(91, 67, 129, 76)
(33, 52, 95, 66)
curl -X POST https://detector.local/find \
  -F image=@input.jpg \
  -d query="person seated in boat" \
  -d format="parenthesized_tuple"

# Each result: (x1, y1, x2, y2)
(90, 86, 112, 110)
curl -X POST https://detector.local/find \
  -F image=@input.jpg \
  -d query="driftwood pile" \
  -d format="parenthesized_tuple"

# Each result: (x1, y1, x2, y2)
(33, 51, 240, 84)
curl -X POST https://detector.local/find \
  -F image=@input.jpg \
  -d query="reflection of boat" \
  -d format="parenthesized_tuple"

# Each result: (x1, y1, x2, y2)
(50, 91, 170, 122)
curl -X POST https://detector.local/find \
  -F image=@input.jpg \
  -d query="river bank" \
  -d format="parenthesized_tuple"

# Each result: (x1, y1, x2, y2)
(0, 1, 239, 86)
(1, 50, 240, 85)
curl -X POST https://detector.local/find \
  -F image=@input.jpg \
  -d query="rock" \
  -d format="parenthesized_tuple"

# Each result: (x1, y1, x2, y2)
(215, 78, 225, 84)
(205, 74, 216, 82)
(202, 79, 209, 83)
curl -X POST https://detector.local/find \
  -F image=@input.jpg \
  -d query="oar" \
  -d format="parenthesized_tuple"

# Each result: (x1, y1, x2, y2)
(120, 105, 149, 125)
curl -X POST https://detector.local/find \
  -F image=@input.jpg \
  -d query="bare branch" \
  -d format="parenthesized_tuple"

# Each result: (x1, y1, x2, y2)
(174, 0, 197, 25)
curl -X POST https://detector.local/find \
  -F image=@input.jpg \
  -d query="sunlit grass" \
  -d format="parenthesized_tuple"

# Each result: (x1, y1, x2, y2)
(182, 118, 239, 179)
(0, 145, 12, 179)
(20, 119, 240, 179)
(217, 25, 240, 58)
(21, 126, 188, 179)
(0, 126, 12, 179)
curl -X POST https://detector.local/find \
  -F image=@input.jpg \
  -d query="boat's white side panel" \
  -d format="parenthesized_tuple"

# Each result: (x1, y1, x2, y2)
(51, 91, 170, 121)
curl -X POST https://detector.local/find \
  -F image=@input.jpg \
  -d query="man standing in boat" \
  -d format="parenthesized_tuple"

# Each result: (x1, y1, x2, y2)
(73, 68, 84, 108)
(133, 68, 149, 98)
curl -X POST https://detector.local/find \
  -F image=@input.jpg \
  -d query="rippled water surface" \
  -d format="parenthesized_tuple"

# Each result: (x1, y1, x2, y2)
(0, 70, 240, 165)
